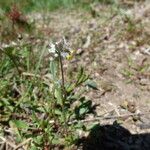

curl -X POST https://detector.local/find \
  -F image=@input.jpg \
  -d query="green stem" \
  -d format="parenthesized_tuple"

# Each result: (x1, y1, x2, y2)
(58, 51, 67, 134)
(60, 58, 66, 98)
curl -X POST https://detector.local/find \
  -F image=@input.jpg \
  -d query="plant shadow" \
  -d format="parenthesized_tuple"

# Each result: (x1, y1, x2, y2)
(82, 123, 150, 150)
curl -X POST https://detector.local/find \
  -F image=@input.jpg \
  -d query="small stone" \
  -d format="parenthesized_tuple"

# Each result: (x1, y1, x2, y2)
(127, 101, 136, 113)
(120, 100, 128, 110)
(140, 78, 150, 85)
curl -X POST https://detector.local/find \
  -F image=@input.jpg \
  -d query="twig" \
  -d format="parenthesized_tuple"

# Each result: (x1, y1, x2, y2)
(0, 143, 5, 150)
(68, 113, 148, 124)
(0, 137, 16, 149)
(13, 83, 22, 96)
(108, 102, 120, 116)
(22, 72, 41, 78)
(47, 112, 148, 125)
(6, 141, 16, 149)
(3, 128, 14, 135)
(14, 138, 32, 150)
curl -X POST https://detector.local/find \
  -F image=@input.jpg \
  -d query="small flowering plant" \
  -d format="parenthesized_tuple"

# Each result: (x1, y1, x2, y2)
(31, 37, 95, 148)
(0, 37, 95, 149)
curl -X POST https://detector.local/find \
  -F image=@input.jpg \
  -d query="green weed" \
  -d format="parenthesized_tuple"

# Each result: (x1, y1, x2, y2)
(0, 37, 96, 149)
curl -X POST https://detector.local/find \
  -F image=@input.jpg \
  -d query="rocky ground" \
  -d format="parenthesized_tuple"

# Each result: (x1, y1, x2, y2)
(28, 1, 150, 149)
(33, 1, 150, 132)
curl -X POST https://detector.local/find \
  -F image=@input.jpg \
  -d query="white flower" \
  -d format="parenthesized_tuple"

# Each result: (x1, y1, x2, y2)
(54, 53, 58, 57)
(48, 37, 76, 60)
(48, 43, 56, 54)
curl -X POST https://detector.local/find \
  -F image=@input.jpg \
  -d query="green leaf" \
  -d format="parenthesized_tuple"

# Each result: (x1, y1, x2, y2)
(36, 107, 45, 112)
(4, 46, 14, 56)
(31, 112, 39, 123)
(50, 61, 57, 79)
(7, 105, 14, 111)
(55, 109, 62, 115)
(9, 120, 22, 142)
(85, 79, 98, 90)
(74, 122, 84, 129)
(77, 67, 84, 81)
(30, 144, 39, 150)
(79, 107, 87, 115)
(52, 137, 64, 145)
(1, 98, 10, 105)
(86, 123, 99, 131)
(76, 67, 89, 85)
(65, 83, 75, 93)
(75, 98, 93, 119)
(33, 135, 43, 145)
(10, 120, 29, 130)
(55, 88, 63, 106)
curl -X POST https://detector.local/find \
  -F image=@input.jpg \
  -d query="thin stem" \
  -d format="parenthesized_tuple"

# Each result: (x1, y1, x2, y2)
(58, 51, 67, 134)
(58, 52, 66, 100)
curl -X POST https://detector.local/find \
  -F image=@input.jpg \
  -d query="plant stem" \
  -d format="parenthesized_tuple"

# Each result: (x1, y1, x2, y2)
(58, 51, 67, 134)
(59, 55, 66, 96)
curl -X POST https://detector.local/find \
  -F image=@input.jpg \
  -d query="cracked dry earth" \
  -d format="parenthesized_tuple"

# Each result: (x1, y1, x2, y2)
(30, 1, 150, 149)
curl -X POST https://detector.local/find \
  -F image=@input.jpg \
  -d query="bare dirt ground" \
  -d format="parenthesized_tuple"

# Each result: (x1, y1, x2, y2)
(28, 1, 150, 149)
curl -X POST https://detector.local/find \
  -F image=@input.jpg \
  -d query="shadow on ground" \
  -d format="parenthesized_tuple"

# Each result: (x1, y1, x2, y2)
(81, 124, 150, 150)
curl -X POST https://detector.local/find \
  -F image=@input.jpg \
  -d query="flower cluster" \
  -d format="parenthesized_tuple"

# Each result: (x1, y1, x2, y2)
(48, 37, 76, 60)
